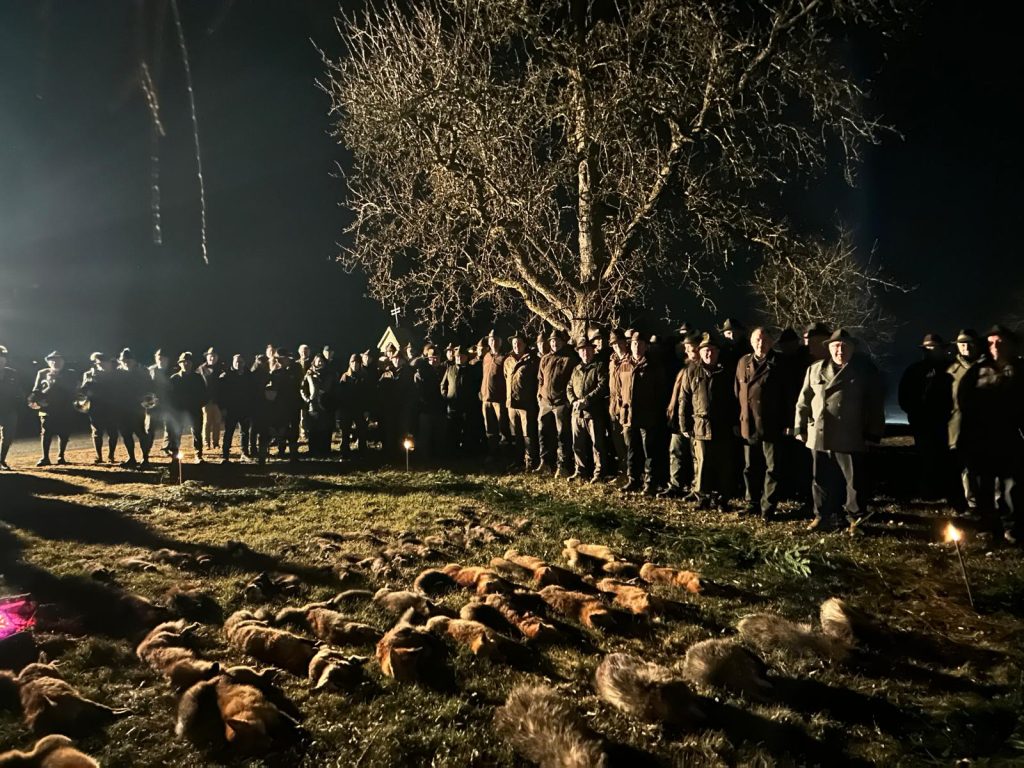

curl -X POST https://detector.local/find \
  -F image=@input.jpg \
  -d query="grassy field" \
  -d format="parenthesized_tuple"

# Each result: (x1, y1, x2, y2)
(1, 444, 1023, 767)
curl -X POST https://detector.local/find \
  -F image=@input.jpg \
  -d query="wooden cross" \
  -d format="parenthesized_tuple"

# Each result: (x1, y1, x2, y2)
(390, 304, 403, 323)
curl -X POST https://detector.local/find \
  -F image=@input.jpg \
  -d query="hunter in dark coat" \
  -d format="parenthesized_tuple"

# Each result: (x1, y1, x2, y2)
(441, 346, 482, 453)
(898, 333, 953, 497)
(735, 328, 791, 518)
(80, 353, 120, 464)
(617, 332, 668, 494)
(537, 331, 578, 475)
(115, 348, 154, 468)
(31, 351, 77, 466)
(946, 329, 983, 511)
(566, 337, 609, 482)
(957, 325, 1024, 543)
(0, 344, 23, 470)
(504, 334, 540, 470)
(169, 352, 209, 461)
(680, 334, 739, 508)
(218, 354, 254, 462)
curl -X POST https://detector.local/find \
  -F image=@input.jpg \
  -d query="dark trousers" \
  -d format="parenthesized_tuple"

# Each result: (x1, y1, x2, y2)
(338, 411, 368, 455)
(168, 408, 203, 457)
(571, 412, 607, 479)
(39, 412, 71, 461)
(811, 450, 866, 524)
(89, 417, 119, 461)
(482, 401, 510, 455)
(625, 423, 665, 488)
(539, 403, 572, 472)
(668, 433, 694, 490)
(609, 418, 627, 475)
(223, 411, 253, 458)
(968, 449, 1022, 535)
(121, 410, 150, 462)
(146, 408, 169, 453)
(1, 410, 18, 464)
(744, 440, 781, 513)
(693, 436, 736, 499)
(508, 407, 539, 469)
(951, 448, 979, 511)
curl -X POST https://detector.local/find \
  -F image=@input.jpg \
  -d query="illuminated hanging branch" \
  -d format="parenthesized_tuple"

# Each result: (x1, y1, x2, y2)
(139, 61, 165, 246)
(170, 0, 209, 265)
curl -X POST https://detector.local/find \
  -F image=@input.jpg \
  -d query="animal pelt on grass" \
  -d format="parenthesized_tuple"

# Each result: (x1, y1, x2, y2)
(308, 648, 367, 692)
(459, 602, 521, 638)
(163, 585, 223, 624)
(412, 568, 458, 596)
(0, 663, 129, 735)
(136, 620, 220, 690)
(594, 653, 703, 728)
(305, 608, 382, 646)
(375, 615, 450, 686)
(223, 611, 317, 676)
(737, 614, 849, 661)
(425, 616, 522, 661)
(594, 579, 662, 617)
(502, 551, 595, 592)
(175, 671, 301, 755)
(820, 597, 888, 648)
(493, 684, 609, 768)
(538, 586, 617, 631)
(372, 588, 456, 619)
(440, 564, 515, 595)
(638, 563, 701, 594)
(482, 595, 566, 644)
(0, 735, 99, 767)
(682, 639, 772, 701)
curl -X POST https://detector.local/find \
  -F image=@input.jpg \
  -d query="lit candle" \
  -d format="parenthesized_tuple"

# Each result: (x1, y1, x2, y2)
(944, 522, 974, 609)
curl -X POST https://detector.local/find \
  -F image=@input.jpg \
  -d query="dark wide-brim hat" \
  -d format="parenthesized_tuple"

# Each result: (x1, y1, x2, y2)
(205, 347, 217, 357)
(828, 328, 855, 343)
(178, 352, 193, 363)
(90, 352, 107, 363)
(778, 328, 799, 344)
(697, 332, 719, 350)
(805, 322, 832, 338)
(955, 328, 978, 343)
(119, 347, 135, 362)
(548, 329, 568, 342)
(44, 350, 63, 361)
(608, 327, 626, 343)
(985, 323, 1017, 339)
(719, 318, 745, 332)
(576, 336, 595, 349)
(920, 333, 946, 349)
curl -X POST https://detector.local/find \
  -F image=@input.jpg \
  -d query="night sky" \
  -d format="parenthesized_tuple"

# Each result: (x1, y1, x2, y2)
(0, 2, 1021, 376)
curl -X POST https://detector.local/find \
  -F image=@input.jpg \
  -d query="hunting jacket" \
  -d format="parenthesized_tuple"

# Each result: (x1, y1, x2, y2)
(567, 360, 609, 419)
(794, 356, 885, 453)
(681, 361, 738, 441)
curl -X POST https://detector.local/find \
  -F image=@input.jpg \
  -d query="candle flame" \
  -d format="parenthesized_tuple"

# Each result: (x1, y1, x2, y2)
(175, 452, 183, 460)
(403, 438, 414, 451)
(944, 522, 962, 543)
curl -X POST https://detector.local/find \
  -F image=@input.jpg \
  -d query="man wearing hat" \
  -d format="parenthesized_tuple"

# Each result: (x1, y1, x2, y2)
(0, 345, 24, 470)
(266, 348, 304, 461)
(338, 353, 370, 458)
(617, 330, 668, 494)
(148, 349, 174, 455)
(80, 352, 120, 464)
(957, 325, 1023, 544)
(898, 333, 952, 498)
(661, 330, 700, 498)
(719, 318, 752, 372)
(504, 332, 540, 470)
(606, 328, 631, 476)
(537, 329, 578, 476)
(794, 329, 885, 532)
(440, 344, 481, 453)
(679, 333, 739, 509)
(946, 329, 983, 512)
(735, 327, 791, 519)
(198, 348, 227, 453)
(31, 351, 77, 467)
(218, 354, 254, 463)
(566, 336, 609, 482)
(168, 352, 209, 462)
(480, 329, 509, 459)
(116, 348, 155, 469)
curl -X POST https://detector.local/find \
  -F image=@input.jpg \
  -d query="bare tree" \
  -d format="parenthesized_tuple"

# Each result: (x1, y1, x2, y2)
(323, 0, 900, 336)
(751, 227, 910, 351)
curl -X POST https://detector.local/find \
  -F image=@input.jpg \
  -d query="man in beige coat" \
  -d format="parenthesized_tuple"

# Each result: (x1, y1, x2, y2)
(794, 329, 885, 532)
